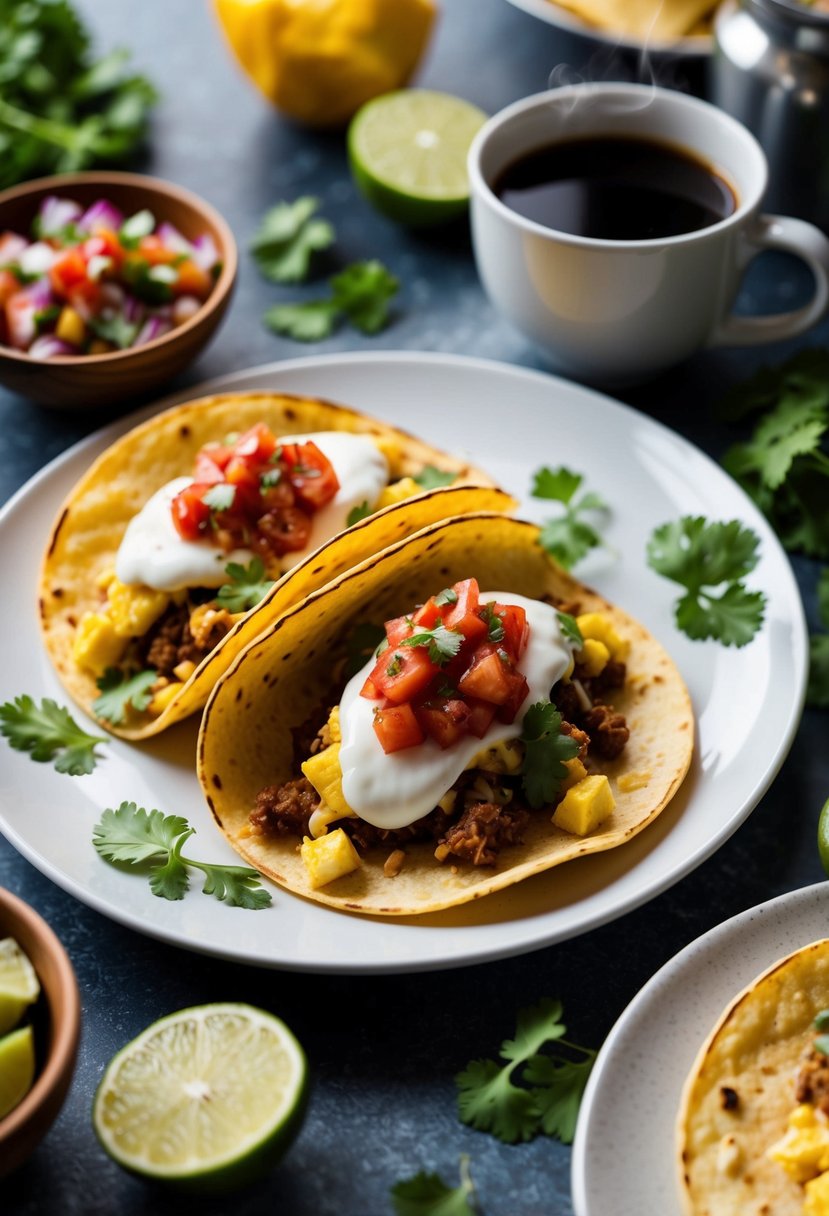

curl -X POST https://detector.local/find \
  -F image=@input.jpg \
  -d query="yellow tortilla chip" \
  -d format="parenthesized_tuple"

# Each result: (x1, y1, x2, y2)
(198, 513, 693, 916)
(677, 939, 829, 1216)
(39, 390, 506, 740)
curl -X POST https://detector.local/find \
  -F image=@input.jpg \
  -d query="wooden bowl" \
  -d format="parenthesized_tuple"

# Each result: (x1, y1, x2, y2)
(0, 171, 238, 408)
(0, 887, 81, 1177)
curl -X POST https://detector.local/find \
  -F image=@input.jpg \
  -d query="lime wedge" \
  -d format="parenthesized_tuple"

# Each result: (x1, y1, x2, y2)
(93, 1003, 308, 1191)
(0, 938, 40, 1037)
(818, 797, 829, 876)
(348, 89, 487, 226)
(0, 1025, 36, 1120)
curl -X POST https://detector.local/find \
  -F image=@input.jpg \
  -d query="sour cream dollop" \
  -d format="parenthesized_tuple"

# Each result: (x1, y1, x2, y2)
(338, 592, 574, 831)
(115, 431, 389, 592)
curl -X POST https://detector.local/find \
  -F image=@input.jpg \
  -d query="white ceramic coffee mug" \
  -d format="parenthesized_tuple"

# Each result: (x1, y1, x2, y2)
(468, 83, 829, 383)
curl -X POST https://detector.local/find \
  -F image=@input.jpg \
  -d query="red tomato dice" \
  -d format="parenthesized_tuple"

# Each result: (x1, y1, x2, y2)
(489, 602, 529, 660)
(49, 248, 88, 297)
(366, 644, 436, 705)
(496, 671, 530, 724)
(465, 697, 497, 738)
(171, 483, 212, 539)
(233, 423, 279, 463)
(443, 579, 487, 645)
(283, 441, 340, 511)
(416, 699, 471, 749)
(373, 703, 424, 754)
(458, 646, 515, 706)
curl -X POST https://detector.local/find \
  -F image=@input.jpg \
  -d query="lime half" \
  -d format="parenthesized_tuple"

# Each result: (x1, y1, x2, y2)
(0, 938, 40, 1037)
(818, 797, 829, 876)
(93, 1003, 308, 1191)
(0, 1025, 36, 1120)
(348, 89, 487, 226)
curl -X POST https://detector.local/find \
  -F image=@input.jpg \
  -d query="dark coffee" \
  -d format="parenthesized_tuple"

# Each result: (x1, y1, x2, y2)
(494, 136, 737, 240)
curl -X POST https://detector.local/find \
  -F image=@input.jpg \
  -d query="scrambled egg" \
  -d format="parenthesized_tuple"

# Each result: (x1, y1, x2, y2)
(768, 1104, 829, 1213)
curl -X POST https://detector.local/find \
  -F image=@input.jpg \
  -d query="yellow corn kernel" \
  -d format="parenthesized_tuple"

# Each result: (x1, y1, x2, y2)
(375, 476, 421, 509)
(327, 705, 341, 745)
(148, 681, 184, 715)
(88, 339, 114, 355)
(55, 306, 86, 346)
(72, 612, 127, 675)
(438, 791, 456, 815)
(172, 660, 197, 682)
(553, 774, 615, 836)
(580, 638, 610, 677)
(95, 567, 116, 591)
(302, 743, 355, 821)
(561, 757, 588, 792)
(300, 830, 361, 889)
(468, 739, 523, 775)
(106, 579, 169, 639)
(576, 613, 630, 661)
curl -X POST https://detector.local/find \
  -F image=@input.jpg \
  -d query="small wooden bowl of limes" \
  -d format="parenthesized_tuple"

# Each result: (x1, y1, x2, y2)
(0, 887, 81, 1178)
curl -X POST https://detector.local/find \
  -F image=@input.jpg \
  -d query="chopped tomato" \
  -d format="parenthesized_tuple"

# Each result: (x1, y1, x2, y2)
(457, 646, 516, 706)
(496, 671, 530, 724)
(137, 234, 177, 265)
(5, 293, 36, 350)
(82, 231, 123, 266)
(256, 505, 312, 555)
(465, 697, 497, 738)
(282, 441, 341, 511)
(444, 579, 488, 645)
(233, 423, 278, 463)
(373, 703, 424, 754)
(365, 644, 436, 705)
(489, 602, 529, 660)
(193, 453, 227, 485)
(415, 699, 471, 749)
(173, 258, 212, 297)
(49, 249, 88, 296)
(171, 483, 212, 540)
(0, 270, 20, 308)
(412, 596, 442, 629)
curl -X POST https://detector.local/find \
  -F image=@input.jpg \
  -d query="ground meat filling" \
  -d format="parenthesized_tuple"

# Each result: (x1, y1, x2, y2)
(251, 778, 318, 837)
(438, 802, 530, 866)
(137, 602, 233, 680)
(796, 1048, 829, 1115)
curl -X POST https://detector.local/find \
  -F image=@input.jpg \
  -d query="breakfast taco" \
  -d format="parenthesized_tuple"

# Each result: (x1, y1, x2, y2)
(678, 939, 829, 1216)
(39, 391, 503, 740)
(197, 513, 693, 916)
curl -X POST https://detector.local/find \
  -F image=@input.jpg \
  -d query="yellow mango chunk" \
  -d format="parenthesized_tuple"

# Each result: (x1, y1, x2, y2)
(106, 579, 169, 639)
(553, 774, 615, 836)
(148, 681, 184, 716)
(561, 757, 588, 792)
(375, 476, 421, 509)
(172, 660, 197, 682)
(72, 612, 127, 675)
(55, 306, 85, 346)
(327, 705, 341, 745)
(576, 613, 630, 661)
(301, 830, 361, 889)
(579, 638, 610, 677)
(302, 743, 354, 820)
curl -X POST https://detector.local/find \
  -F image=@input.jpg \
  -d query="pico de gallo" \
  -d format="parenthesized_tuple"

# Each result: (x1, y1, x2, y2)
(172, 423, 341, 562)
(362, 578, 531, 754)
(0, 195, 219, 357)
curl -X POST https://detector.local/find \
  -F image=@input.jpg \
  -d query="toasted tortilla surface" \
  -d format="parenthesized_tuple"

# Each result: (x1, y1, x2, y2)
(39, 391, 502, 739)
(677, 939, 829, 1216)
(198, 513, 694, 916)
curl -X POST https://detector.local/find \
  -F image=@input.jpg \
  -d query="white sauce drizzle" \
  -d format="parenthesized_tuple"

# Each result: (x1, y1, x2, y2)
(338, 592, 573, 831)
(114, 432, 389, 592)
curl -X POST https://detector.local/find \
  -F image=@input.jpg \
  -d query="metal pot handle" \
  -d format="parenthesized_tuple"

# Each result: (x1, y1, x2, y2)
(708, 213, 829, 346)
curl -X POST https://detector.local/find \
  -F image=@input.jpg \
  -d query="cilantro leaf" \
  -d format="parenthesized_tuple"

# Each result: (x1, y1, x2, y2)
(520, 703, 579, 809)
(413, 465, 456, 490)
(808, 568, 829, 708)
(391, 1159, 478, 1216)
(820, 568, 829, 628)
(435, 588, 458, 607)
(263, 299, 339, 342)
(89, 311, 139, 349)
(647, 517, 766, 647)
(456, 998, 594, 1146)
(480, 602, 505, 642)
(556, 611, 583, 649)
(92, 668, 157, 724)
(533, 466, 608, 570)
(250, 197, 334, 283)
(344, 622, 386, 678)
(216, 558, 275, 613)
(719, 348, 829, 422)
(723, 395, 828, 492)
(202, 483, 236, 512)
(330, 260, 398, 334)
(92, 802, 272, 909)
(0, 695, 107, 775)
(346, 501, 372, 527)
(400, 624, 463, 665)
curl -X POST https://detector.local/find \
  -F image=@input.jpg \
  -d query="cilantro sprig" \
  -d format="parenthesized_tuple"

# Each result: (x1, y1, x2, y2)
(413, 466, 456, 491)
(216, 557, 275, 613)
(646, 516, 766, 647)
(532, 466, 609, 570)
(93, 668, 157, 724)
(346, 501, 372, 527)
(392, 1158, 479, 1216)
(0, 695, 107, 775)
(264, 259, 399, 341)
(92, 803, 271, 909)
(250, 197, 335, 283)
(400, 624, 463, 666)
(808, 568, 829, 707)
(520, 703, 579, 808)
(456, 998, 595, 1145)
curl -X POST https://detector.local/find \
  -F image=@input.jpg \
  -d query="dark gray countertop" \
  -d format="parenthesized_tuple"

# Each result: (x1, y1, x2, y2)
(2, 2, 828, 1213)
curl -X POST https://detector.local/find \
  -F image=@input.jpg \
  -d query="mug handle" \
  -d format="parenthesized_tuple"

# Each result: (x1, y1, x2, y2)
(708, 213, 829, 347)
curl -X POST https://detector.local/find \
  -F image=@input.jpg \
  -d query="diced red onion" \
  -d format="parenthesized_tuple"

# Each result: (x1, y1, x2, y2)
(28, 335, 76, 359)
(78, 199, 124, 233)
(22, 277, 55, 310)
(156, 222, 192, 256)
(134, 316, 172, 346)
(172, 295, 201, 325)
(121, 292, 144, 324)
(191, 233, 219, 271)
(101, 283, 126, 309)
(19, 242, 56, 276)
(38, 196, 82, 236)
(0, 232, 28, 262)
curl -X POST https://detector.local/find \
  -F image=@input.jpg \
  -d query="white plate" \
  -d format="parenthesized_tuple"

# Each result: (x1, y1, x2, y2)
(503, 0, 712, 58)
(0, 352, 807, 973)
(572, 881, 829, 1215)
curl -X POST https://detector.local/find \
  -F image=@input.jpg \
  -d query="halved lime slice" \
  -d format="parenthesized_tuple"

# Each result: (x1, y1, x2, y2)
(348, 89, 487, 226)
(0, 938, 40, 1037)
(818, 797, 829, 876)
(93, 1003, 308, 1191)
(0, 1025, 35, 1120)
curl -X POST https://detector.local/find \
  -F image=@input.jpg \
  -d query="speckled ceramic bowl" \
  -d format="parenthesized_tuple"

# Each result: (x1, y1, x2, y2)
(0, 887, 81, 1177)
(0, 171, 237, 408)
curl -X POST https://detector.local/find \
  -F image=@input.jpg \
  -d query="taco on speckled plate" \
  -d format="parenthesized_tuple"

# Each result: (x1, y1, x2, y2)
(197, 512, 694, 917)
(678, 939, 829, 1216)
(39, 390, 503, 740)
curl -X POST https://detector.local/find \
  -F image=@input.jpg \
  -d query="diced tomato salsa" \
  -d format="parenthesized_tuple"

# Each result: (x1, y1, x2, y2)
(171, 423, 340, 563)
(363, 578, 530, 755)
(0, 195, 220, 358)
